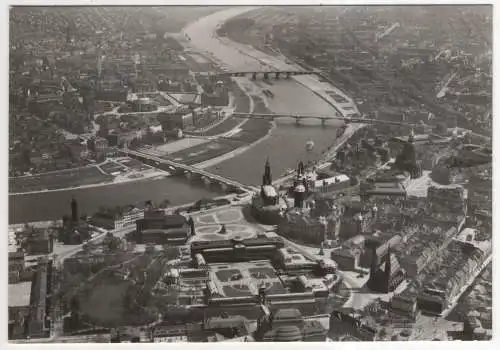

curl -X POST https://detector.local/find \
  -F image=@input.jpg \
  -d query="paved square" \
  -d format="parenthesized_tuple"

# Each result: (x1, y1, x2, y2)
(190, 208, 258, 242)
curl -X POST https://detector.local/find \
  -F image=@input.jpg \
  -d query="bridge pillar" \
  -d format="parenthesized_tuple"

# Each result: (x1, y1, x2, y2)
(321, 119, 326, 127)
(263, 72, 269, 80)
(202, 177, 211, 187)
(185, 171, 193, 181)
(285, 72, 291, 79)
(295, 117, 301, 126)
(275, 72, 280, 79)
(252, 72, 257, 80)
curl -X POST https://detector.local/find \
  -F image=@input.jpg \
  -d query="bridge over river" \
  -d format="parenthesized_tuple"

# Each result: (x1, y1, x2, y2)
(119, 149, 258, 193)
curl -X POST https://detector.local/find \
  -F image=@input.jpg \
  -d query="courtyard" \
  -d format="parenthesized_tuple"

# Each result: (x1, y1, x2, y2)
(209, 261, 287, 297)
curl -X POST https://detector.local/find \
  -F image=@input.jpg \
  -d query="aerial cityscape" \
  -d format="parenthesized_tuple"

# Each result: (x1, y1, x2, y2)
(8, 5, 493, 343)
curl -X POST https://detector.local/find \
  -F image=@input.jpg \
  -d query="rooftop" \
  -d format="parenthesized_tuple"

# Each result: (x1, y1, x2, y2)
(8, 282, 32, 307)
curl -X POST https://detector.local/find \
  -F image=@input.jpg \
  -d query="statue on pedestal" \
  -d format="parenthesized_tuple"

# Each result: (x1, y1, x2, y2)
(219, 224, 227, 234)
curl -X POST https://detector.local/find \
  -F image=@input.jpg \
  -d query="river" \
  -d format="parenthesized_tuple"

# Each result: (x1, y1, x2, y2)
(9, 7, 344, 224)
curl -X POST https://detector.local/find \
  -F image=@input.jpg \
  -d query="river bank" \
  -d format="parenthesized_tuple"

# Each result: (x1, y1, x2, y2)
(10, 7, 355, 223)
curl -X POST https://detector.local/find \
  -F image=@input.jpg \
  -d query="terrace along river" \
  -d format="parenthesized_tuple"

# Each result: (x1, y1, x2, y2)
(9, 7, 342, 224)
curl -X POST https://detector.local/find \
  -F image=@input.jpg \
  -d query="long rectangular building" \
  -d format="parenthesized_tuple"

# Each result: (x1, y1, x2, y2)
(191, 236, 285, 263)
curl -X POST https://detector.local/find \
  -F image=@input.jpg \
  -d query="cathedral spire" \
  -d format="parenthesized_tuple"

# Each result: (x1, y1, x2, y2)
(297, 161, 305, 178)
(262, 157, 272, 186)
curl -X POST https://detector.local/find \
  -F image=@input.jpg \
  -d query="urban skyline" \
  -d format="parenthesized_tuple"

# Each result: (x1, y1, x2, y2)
(7, 4, 493, 344)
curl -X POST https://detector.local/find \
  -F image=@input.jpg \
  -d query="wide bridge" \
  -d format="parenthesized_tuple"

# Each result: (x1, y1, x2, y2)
(119, 149, 255, 193)
(231, 112, 418, 126)
(217, 70, 318, 80)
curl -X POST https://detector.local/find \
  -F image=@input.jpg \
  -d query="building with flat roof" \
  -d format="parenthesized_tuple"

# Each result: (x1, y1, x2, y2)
(9, 261, 51, 339)
(191, 236, 285, 264)
(136, 212, 191, 245)
(361, 181, 407, 199)
(8, 282, 32, 340)
(8, 281, 32, 308)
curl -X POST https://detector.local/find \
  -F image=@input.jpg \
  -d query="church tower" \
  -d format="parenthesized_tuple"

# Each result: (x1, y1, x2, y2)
(395, 128, 419, 178)
(297, 161, 305, 178)
(262, 158, 272, 186)
(71, 197, 79, 223)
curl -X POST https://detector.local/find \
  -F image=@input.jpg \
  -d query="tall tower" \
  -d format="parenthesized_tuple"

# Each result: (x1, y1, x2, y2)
(383, 246, 392, 293)
(71, 197, 78, 223)
(66, 25, 72, 44)
(368, 244, 378, 291)
(97, 52, 103, 81)
(293, 183, 306, 209)
(297, 161, 305, 178)
(262, 158, 272, 186)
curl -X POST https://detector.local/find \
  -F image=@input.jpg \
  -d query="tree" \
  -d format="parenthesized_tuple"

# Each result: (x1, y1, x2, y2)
(435, 122, 448, 135)
(378, 327, 388, 340)
(159, 199, 170, 209)
(108, 237, 121, 252)
(70, 296, 80, 314)
(463, 132, 472, 144)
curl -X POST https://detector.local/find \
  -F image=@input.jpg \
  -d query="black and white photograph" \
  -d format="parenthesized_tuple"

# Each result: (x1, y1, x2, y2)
(6, 1, 494, 344)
